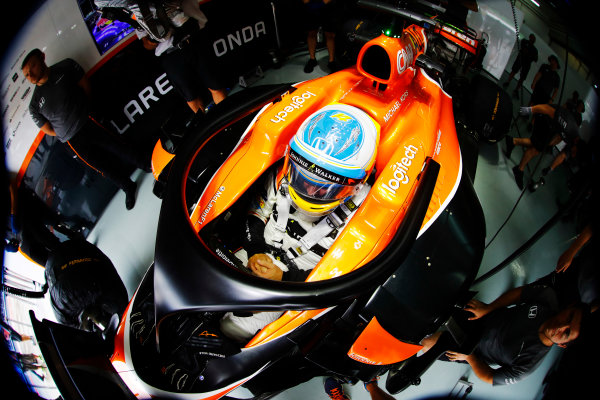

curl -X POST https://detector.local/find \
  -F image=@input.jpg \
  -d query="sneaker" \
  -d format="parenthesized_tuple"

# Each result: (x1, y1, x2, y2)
(512, 166, 524, 190)
(324, 377, 350, 400)
(504, 135, 515, 158)
(304, 58, 318, 73)
(364, 376, 380, 391)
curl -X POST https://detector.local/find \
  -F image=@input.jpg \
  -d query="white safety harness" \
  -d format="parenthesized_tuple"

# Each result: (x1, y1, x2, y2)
(270, 180, 369, 263)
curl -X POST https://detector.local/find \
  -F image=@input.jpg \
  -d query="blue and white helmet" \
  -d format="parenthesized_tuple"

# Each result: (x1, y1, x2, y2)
(287, 104, 379, 216)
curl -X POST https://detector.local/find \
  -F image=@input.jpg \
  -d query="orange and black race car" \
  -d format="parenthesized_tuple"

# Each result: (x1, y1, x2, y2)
(30, 4, 489, 400)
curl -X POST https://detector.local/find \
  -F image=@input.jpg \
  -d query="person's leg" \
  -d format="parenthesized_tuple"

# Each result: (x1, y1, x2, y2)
(67, 128, 138, 209)
(519, 146, 540, 171)
(504, 135, 531, 158)
(325, 31, 336, 63)
(160, 49, 206, 113)
(88, 118, 150, 171)
(504, 70, 516, 87)
(186, 98, 205, 114)
(209, 88, 227, 105)
(304, 30, 319, 73)
(365, 380, 395, 400)
(514, 137, 532, 147)
(549, 151, 567, 171)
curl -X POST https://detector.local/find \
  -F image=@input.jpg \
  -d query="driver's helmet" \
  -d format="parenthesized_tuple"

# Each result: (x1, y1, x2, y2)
(286, 104, 379, 217)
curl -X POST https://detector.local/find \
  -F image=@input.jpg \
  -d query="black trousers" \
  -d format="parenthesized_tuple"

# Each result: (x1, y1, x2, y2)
(66, 116, 147, 190)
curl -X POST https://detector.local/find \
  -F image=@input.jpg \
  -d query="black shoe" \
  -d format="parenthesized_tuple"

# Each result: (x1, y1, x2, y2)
(304, 58, 318, 73)
(512, 166, 524, 190)
(124, 181, 137, 210)
(541, 166, 550, 176)
(327, 60, 340, 73)
(504, 135, 515, 158)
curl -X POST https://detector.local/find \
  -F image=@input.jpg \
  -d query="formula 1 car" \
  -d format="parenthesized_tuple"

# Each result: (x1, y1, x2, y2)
(30, 6, 486, 400)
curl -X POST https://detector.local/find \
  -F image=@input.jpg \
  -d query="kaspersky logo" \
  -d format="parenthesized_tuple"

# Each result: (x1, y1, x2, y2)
(382, 145, 419, 195)
(270, 91, 316, 123)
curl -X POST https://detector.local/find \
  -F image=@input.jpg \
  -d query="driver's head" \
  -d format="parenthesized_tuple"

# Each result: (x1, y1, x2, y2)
(286, 105, 379, 217)
(21, 49, 48, 86)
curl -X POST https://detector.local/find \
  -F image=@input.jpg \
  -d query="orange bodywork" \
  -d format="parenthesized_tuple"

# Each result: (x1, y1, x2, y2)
(188, 26, 462, 365)
(151, 139, 175, 181)
(348, 317, 423, 365)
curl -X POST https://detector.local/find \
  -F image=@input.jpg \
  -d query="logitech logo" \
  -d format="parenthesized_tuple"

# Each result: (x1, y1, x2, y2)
(381, 145, 418, 195)
(270, 91, 316, 123)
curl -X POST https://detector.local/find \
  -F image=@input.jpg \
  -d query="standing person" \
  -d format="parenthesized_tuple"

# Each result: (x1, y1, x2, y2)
(420, 284, 590, 386)
(530, 55, 561, 106)
(504, 103, 579, 189)
(21, 49, 149, 210)
(302, 0, 340, 74)
(96, 0, 227, 114)
(503, 34, 538, 96)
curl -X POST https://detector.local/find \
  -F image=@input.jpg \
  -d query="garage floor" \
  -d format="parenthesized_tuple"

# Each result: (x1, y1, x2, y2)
(5, 47, 583, 399)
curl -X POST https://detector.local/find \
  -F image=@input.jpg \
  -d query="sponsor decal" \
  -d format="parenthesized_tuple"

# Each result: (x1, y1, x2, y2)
(381, 145, 418, 195)
(270, 91, 316, 123)
(397, 44, 414, 74)
(384, 101, 400, 123)
(199, 186, 226, 226)
(383, 91, 409, 123)
(20, 87, 30, 100)
(528, 305, 538, 319)
(213, 21, 267, 57)
(215, 247, 237, 268)
(441, 26, 477, 48)
(434, 129, 442, 155)
(289, 150, 355, 185)
(110, 73, 173, 134)
(348, 353, 380, 365)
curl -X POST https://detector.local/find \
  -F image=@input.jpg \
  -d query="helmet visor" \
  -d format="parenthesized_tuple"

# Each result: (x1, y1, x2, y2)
(287, 160, 357, 204)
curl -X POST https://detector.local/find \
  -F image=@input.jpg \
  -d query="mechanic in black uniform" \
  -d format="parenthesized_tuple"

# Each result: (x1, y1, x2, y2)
(503, 102, 579, 190)
(96, 0, 227, 114)
(503, 34, 538, 96)
(302, 0, 340, 73)
(421, 284, 589, 386)
(530, 55, 561, 106)
(540, 98, 585, 177)
(21, 49, 149, 210)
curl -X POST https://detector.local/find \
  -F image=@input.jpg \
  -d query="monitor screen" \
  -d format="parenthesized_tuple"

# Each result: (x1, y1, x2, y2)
(78, 0, 134, 55)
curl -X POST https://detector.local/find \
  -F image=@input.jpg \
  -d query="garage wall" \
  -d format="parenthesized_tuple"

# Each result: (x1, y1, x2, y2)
(1, 0, 134, 176)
